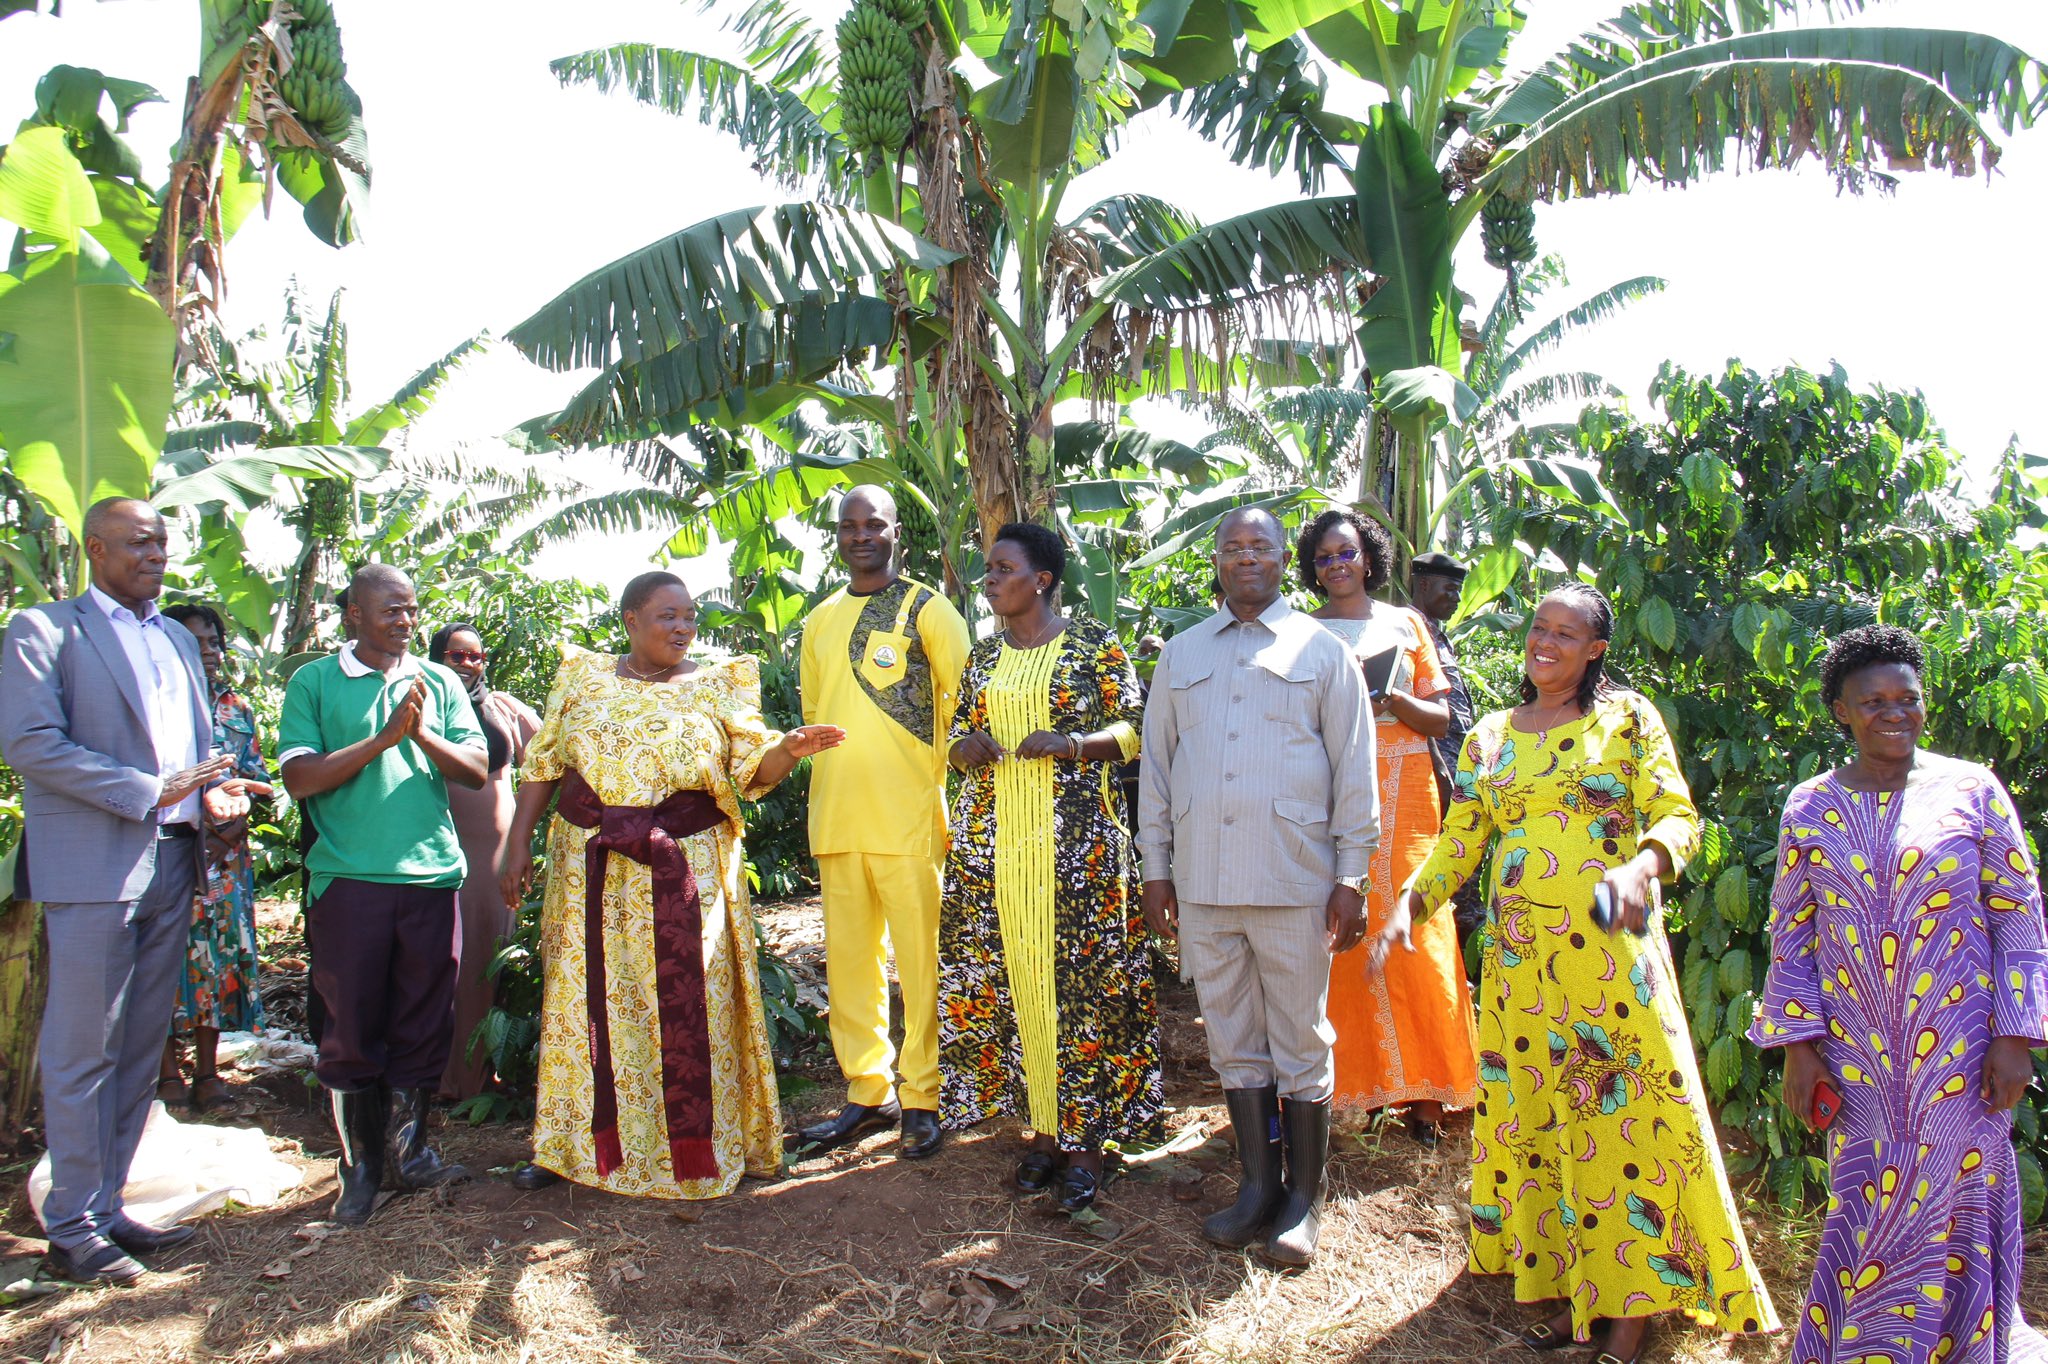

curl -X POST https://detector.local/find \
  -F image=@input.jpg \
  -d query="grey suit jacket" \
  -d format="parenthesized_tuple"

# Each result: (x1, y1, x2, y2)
(0, 595, 214, 904)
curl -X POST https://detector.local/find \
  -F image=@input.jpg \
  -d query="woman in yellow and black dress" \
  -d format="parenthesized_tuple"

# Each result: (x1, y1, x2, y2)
(940, 523, 1162, 1212)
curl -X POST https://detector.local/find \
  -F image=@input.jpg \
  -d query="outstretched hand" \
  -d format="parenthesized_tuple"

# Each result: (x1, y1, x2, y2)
(781, 725, 847, 759)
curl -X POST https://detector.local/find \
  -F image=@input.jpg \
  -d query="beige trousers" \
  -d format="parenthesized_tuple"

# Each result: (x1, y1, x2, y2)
(1179, 901, 1336, 1100)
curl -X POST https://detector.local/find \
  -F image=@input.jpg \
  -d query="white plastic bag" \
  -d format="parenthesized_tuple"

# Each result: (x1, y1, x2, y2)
(28, 1100, 304, 1230)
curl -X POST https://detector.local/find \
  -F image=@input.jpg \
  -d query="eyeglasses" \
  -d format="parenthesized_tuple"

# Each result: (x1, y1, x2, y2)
(1218, 545, 1283, 561)
(444, 650, 485, 664)
(1313, 548, 1362, 569)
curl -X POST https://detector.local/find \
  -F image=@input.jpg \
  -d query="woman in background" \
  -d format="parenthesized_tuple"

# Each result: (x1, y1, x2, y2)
(1751, 625, 2048, 1364)
(1296, 507, 1475, 1144)
(428, 622, 541, 1100)
(158, 602, 272, 1115)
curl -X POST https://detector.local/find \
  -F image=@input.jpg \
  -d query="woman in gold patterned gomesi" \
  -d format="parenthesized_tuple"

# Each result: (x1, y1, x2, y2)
(498, 571, 842, 1198)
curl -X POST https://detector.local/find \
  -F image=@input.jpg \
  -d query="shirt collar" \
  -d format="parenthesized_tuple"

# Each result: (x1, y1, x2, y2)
(1211, 596, 1294, 631)
(337, 641, 423, 680)
(87, 583, 162, 627)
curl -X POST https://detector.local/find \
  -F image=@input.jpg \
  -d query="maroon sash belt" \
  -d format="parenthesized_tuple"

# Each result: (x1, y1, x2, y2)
(557, 768, 726, 1183)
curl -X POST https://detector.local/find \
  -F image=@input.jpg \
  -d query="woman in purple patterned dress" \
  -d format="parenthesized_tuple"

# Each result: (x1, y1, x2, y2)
(1751, 625, 2048, 1364)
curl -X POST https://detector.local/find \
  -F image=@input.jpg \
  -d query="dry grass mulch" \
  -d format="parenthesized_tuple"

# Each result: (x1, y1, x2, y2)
(0, 898, 2040, 1363)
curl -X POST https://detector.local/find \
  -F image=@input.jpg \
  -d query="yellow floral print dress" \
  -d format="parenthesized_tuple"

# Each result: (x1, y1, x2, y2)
(525, 646, 784, 1199)
(1408, 691, 1778, 1341)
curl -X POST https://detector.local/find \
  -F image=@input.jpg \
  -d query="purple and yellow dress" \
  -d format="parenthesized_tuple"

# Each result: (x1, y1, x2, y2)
(1751, 758, 2048, 1364)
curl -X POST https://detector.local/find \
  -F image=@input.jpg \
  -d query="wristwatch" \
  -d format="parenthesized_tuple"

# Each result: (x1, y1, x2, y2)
(1335, 875, 1366, 894)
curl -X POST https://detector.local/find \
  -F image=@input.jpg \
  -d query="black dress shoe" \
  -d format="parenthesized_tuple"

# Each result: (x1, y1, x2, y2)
(45, 1236, 145, 1285)
(792, 1100, 901, 1151)
(511, 1163, 564, 1191)
(105, 1217, 197, 1255)
(897, 1108, 945, 1161)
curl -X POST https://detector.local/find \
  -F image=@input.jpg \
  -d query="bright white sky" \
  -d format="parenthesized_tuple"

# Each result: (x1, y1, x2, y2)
(5, 0, 2046, 590)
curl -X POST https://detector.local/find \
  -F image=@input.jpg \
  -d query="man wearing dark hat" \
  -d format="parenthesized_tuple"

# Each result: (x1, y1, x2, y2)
(1407, 553, 1473, 777)
(1408, 552, 1483, 946)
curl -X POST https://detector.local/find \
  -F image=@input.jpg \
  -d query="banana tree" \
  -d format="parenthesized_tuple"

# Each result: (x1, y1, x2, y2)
(513, 0, 1368, 554)
(167, 288, 481, 645)
(0, 0, 371, 586)
(1165, 0, 2046, 555)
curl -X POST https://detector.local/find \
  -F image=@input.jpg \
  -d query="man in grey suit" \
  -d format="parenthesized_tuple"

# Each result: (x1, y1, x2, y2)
(0, 498, 235, 1284)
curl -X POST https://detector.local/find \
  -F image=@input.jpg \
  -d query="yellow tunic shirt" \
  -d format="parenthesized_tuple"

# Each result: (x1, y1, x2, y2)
(799, 577, 971, 860)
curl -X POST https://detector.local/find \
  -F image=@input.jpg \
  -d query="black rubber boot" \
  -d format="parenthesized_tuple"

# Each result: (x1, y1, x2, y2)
(389, 1087, 470, 1190)
(1261, 1096, 1331, 1268)
(1202, 1086, 1284, 1248)
(329, 1086, 389, 1226)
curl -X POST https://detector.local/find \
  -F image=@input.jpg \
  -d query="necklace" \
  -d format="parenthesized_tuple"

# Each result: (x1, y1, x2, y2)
(618, 653, 676, 681)
(1004, 615, 1065, 650)
(1525, 697, 1579, 730)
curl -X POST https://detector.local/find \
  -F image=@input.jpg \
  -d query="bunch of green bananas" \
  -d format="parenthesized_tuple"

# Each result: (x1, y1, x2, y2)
(1481, 193, 1538, 270)
(836, 0, 924, 163)
(280, 0, 352, 140)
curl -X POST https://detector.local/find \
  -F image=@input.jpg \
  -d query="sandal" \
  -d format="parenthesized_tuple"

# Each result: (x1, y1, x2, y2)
(1055, 1165, 1100, 1214)
(1014, 1151, 1061, 1193)
(189, 1076, 245, 1116)
(1518, 1320, 1578, 1351)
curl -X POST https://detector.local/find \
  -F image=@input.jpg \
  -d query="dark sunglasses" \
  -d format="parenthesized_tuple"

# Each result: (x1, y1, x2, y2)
(1313, 548, 1363, 569)
(444, 649, 486, 664)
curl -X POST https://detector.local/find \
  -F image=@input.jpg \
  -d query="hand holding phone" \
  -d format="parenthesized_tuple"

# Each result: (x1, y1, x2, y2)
(1809, 1078, 1842, 1131)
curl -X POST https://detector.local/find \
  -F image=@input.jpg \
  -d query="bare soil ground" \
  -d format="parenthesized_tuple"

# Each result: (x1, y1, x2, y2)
(0, 899, 2040, 1363)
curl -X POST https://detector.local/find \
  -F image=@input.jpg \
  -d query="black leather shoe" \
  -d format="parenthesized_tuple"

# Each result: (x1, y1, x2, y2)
(390, 1087, 471, 1190)
(105, 1216, 197, 1255)
(791, 1100, 901, 1151)
(330, 1084, 389, 1226)
(897, 1108, 945, 1160)
(1203, 1086, 1284, 1248)
(45, 1236, 145, 1285)
(511, 1163, 564, 1191)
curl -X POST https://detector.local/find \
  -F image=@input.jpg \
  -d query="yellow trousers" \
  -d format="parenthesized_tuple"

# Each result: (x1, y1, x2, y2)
(816, 852, 941, 1111)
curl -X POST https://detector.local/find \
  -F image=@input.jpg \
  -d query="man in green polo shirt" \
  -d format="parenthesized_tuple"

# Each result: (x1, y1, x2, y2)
(279, 564, 487, 1224)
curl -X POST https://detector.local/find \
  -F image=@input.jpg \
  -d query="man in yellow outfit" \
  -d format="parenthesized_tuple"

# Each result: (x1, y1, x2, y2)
(796, 485, 970, 1159)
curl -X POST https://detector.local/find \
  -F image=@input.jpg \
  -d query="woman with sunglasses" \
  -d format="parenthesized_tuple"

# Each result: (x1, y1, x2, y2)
(1296, 508, 1476, 1145)
(427, 623, 542, 1100)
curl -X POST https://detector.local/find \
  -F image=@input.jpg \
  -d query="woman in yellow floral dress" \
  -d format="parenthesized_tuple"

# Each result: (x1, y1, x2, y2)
(1377, 585, 1777, 1364)
(499, 572, 842, 1198)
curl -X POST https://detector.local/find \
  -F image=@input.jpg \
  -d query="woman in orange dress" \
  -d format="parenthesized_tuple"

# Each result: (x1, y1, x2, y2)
(1298, 509, 1478, 1143)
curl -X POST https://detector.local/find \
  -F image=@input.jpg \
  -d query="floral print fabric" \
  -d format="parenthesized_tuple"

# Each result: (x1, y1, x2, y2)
(173, 686, 270, 1035)
(523, 647, 784, 1199)
(1409, 691, 1778, 1341)
(1752, 760, 2048, 1364)
(938, 618, 1164, 1152)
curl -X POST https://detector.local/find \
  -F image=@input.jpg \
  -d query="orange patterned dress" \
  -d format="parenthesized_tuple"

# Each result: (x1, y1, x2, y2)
(1317, 606, 1478, 1113)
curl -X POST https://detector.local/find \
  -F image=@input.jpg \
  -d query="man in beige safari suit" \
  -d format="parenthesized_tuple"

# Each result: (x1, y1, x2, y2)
(1138, 506, 1377, 1270)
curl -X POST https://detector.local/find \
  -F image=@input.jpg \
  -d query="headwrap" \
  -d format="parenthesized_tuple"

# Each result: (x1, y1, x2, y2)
(428, 622, 512, 772)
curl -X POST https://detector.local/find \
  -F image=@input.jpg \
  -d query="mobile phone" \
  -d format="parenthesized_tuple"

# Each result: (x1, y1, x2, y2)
(1809, 1079, 1841, 1131)
(1591, 882, 1648, 937)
